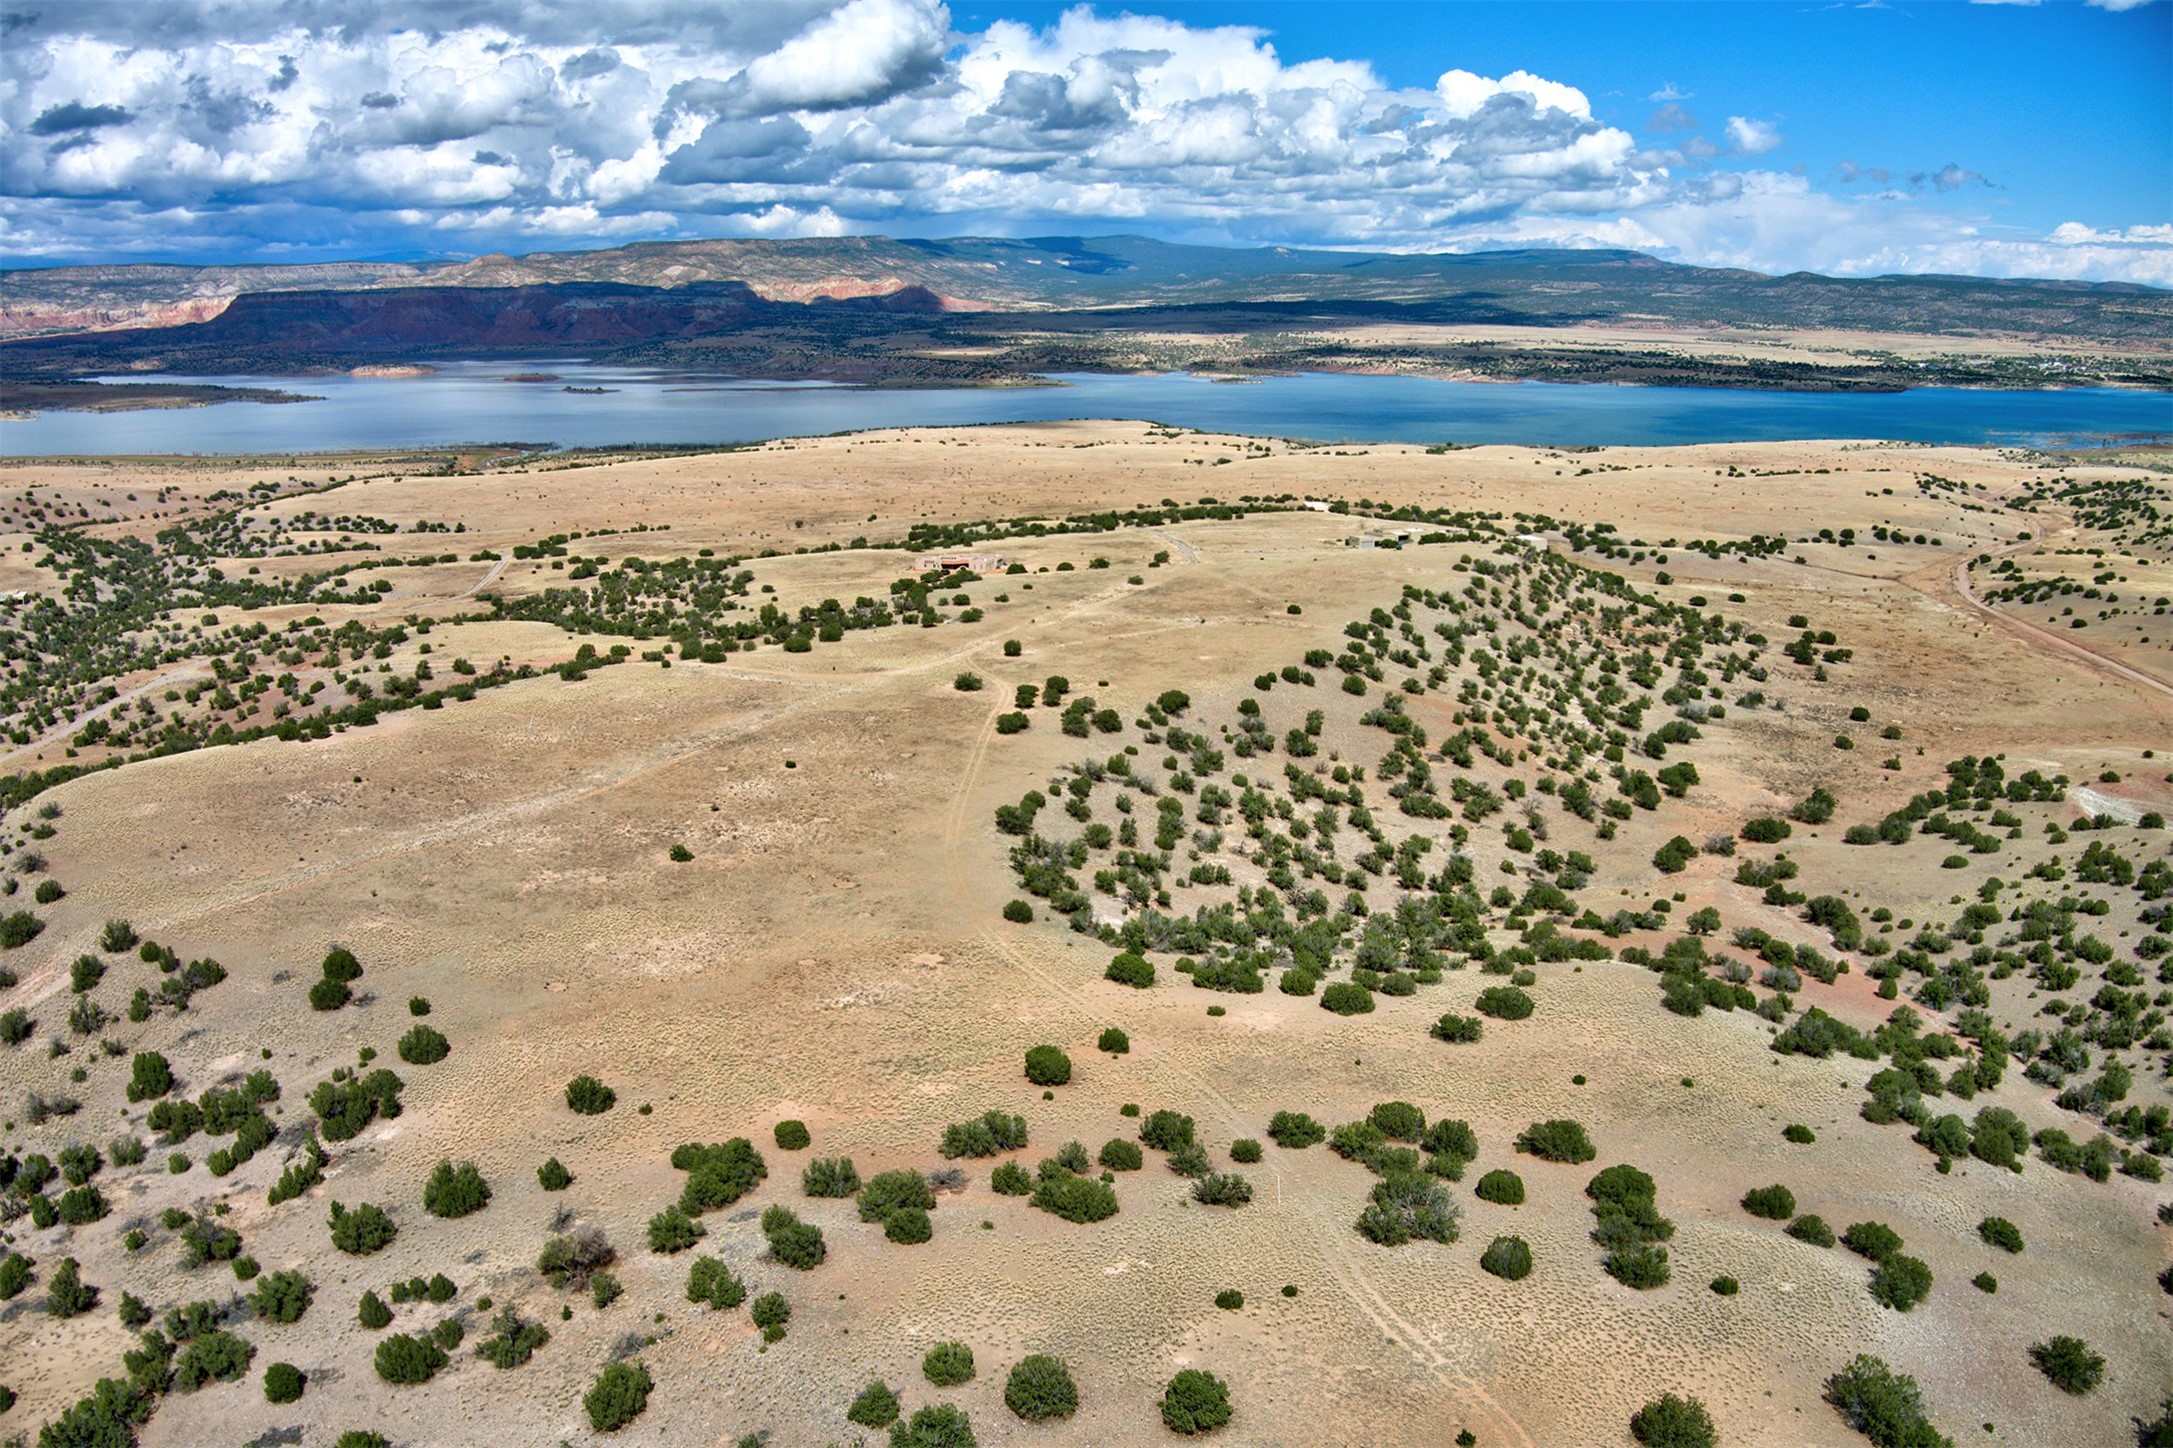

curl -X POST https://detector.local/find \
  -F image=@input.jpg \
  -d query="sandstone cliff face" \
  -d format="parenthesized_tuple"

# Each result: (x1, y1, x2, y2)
(0, 296, 236, 339)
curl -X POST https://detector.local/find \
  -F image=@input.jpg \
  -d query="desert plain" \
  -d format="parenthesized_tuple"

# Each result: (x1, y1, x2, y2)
(0, 422, 2166, 1448)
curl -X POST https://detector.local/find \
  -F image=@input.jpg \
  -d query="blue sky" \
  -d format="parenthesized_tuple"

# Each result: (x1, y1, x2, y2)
(1, 0, 2166, 282)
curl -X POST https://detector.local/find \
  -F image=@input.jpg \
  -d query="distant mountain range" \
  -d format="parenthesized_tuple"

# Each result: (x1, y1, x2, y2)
(6, 236, 2170, 342)
(4, 238, 2169, 401)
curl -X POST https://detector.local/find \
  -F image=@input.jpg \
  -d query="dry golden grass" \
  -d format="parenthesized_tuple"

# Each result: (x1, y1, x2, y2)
(0, 426, 2165, 1447)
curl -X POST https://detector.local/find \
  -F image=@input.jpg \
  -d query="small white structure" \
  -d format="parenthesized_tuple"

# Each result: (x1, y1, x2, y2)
(915, 552, 1006, 574)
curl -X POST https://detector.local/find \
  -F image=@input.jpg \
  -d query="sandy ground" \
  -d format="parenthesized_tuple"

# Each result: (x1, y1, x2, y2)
(0, 425, 2166, 1448)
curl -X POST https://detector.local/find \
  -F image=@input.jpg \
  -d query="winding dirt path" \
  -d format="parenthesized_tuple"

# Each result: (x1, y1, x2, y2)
(1901, 506, 2173, 704)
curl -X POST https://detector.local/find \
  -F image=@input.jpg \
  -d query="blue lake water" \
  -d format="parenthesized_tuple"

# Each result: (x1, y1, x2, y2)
(2, 363, 2168, 454)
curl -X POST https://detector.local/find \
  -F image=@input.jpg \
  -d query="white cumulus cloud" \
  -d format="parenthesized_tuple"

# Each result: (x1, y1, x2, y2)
(0, 1, 2161, 287)
(1724, 116, 1782, 156)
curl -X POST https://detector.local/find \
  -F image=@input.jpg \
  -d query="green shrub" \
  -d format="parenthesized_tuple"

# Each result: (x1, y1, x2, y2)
(1004, 1353, 1078, 1421)
(1783, 1124, 1816, 1144)
(858, 1177, 939, 1233)
(672, 1137, 769, 1213)
(538, 1227, 616, 1288)
(1710, 1275, 1739, 1296)
(409, 996, 431, 1015)
(1652, 836, 1698, 874)
(1742, 817, 1792, 844)
(1139, 1110, 1196, 1151)
(1369, 1101, 1427, 1141)
(0, 911, 43, 949)
(1106, 951, 1154, 987)
(1355, 1171, 1459, 1246)
(1193, 1173, 1253, 1206)
(565, 1075, 616, 1114)
(422, 1160, 490, 1219)
(328, 1201, 397, 1256)
(773, 1119, 811, 1150)
(1268, 1111, 1325, 1148)
(250, 1270, 313, 1324)
(1588, 1164, 1674, 1289)
(308, 1069, 404, 1142)
(891, 1403, 976, 1448)
(45, 1256, 96, 1317)
(584, 1360, 653, 1432)
(924, 1340, 975, 1387)
(358, 1290, 392, 1329)
(685, 1256, 746, 1311)
(0, 1252, 30, 1300)
(1098, 1139, 1143, 1171)
(126, 1051, 173, 1103)
(804, 1156, 861, 1197)
(2030, 1336, 2102, 1395)
(941, 1110, 1029, 1159)
(1214, 1288, 1243, 1310)
(1842, 1221, 1903, 1261)
(1167, 1140, 1210, 1177)
(172, 1330, 253, 1391)
(886, 1206, 933, 1244)
(308, 976, 352, 1012)
(1161, 1369, 1233, 1435)
(336, 1435, 389, 1448)
(538, 1157, 572, 1191)
(1787, 1214, 1836, 1248)
(264, 1363, 305, 1404)
(1977, 1216, 2024, 1253)
(647, 1206, 706, 1254)
(995, 711, 1029, 734)
(991, 1161, 1033, 1194)
(1003, 900, 1034, 923)
(1868, 1255, 1933, 1312)
(1630, 1392, 1717, 1448)
(373, 1333, 446, 1385)
(1024, 1045, 1073, 1086)
(750, 1291, 789, 1333)
(1607, 1244, 1673, 1289)
(761, 1205, 826, 1268)
(475, 1305, 549, 1368)
(1474, 1169, 1525, 1206)
(1741, 1184, 1795, 1220)
(55, 1184, 107, 1226)
(1824, 1354, 1951, 1448)
(396, 1025, 449, 1066)
(1516, 1119, 1596, 1163)
(1320, 981, 1373, 1015)
(1031, 1171, 1119, 1223)
(1228, 1137, 1262, 1164)
(1481, 1235, 1533, 1280)
(321, 946, 362, 982)
(850, 1380, 902, 1429)
(1098, 1026, 1129, 1053)
(1431, 1012, 1483, 1043)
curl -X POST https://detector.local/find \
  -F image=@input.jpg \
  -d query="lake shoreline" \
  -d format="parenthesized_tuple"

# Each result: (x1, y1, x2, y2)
(0, 364, 2166, 455)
